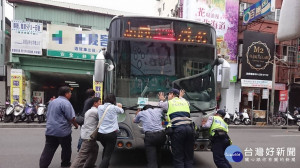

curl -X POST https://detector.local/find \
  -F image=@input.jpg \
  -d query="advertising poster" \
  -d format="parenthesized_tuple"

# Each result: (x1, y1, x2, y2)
(32, 91, 44, 104)
(93, 76, 103, 102)
(47, 24, 108, 60)
(181, 0, 239, 63)
(10, 69, 25, 104)
(11, 20, 43, 55)
(241, 31, 275, 82)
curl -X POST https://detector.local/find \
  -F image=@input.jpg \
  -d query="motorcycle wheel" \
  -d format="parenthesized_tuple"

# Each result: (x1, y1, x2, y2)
(234, 119, 240, 125)
(244, 119, 251, 125)
(297, 121, 300, 126)
(27, 116, 31, 123)
(4, 115, 11, 123)
(224, 118, 231, 125)
(13, 116, 20, 123)
(38, 115, 43, 123)
(280, 118, 287, 126)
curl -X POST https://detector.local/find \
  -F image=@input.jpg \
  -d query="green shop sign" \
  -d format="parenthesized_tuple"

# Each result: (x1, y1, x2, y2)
(47, 50, 97, 60)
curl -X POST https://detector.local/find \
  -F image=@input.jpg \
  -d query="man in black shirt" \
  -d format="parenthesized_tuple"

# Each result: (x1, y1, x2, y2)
(81, 89, 95, 117)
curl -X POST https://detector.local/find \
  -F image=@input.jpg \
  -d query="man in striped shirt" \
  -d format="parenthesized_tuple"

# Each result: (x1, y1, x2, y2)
(134, 105, 166, 168)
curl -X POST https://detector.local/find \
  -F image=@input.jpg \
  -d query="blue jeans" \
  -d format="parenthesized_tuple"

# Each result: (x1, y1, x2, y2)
(171, 125, 194, 168)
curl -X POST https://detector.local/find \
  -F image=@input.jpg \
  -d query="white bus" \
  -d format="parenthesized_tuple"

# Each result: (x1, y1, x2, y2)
(94, 15, 230, 151)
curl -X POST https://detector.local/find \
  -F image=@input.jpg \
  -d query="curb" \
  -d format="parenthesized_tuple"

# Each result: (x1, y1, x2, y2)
(229, 125, 299, 129)
(0, 123, 46, 128)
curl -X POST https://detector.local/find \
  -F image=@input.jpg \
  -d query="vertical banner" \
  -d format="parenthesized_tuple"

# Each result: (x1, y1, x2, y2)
(33, 91, 44, 104)
(93, 76, 103, 102)
(10, 69, 25, 104)
(279, 90, 288, 101)
(241, 31, 275, 86)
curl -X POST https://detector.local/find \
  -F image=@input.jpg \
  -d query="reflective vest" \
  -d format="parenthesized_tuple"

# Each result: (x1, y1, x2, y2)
(209, 116, 228, 136)
(167, 97, 191, 127)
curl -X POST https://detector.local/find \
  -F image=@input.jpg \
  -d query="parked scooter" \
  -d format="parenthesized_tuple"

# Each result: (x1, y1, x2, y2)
(4, 101, 15, 123)
(37, 104, 47, 123)
(13, 100, 26, 123)
(223, 108, 240, 125)
(25, 103, 37, 123)
(240, 109, 251, 125)
(279, 111, 297, 125)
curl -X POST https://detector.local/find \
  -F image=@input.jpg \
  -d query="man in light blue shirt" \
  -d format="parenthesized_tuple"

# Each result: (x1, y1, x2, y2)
(39, 86, 78, 168)
(134, 105, 166, 168)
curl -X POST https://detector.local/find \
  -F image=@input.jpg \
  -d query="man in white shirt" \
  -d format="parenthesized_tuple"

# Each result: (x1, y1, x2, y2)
(71, 97, 101, 168)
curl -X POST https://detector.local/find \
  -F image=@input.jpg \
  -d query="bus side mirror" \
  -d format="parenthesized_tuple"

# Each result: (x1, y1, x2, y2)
(218, 58, 230, 89)
(94, 51, 105, 82)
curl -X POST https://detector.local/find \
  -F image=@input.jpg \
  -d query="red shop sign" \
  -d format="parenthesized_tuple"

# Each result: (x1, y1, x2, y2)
(279, 90, 288, 101)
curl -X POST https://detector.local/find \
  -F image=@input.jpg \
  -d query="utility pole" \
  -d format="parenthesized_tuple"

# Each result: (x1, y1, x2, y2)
(270, 57, 276, 122)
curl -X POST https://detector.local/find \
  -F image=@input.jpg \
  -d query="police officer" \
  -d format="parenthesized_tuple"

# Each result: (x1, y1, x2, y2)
(202, 109, 232, 168)
(158, 88, 194, 168)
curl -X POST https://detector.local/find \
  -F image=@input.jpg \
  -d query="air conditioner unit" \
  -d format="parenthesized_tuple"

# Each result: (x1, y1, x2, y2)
(294, 77, 300, 84)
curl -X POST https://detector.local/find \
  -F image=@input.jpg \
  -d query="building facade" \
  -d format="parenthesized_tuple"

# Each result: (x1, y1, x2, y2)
(239, 0, 300, 119)
(7, 0, 134, 112)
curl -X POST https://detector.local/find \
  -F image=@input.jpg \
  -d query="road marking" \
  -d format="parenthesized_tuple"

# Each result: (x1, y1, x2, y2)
(271, 135, 300, 137)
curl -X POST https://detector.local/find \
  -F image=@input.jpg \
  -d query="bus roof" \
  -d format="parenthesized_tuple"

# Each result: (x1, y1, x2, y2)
(111, 15, 215, 30)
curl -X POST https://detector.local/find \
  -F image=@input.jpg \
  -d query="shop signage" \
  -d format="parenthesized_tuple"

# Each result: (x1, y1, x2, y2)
(11, 20, 43, 55)
(182, 0, 239, 64)
(262, 89, 269, 99)
(10, 69, 25, 104)
(279, 90, 288, 101)
(47, 24, 108, 60)
(93, 76, 103, 102)
(243, 0, 274, 25)
(248, 91, 253, 101)
(274, 83, 286, 90)
(241, 31, 275, 82)
(241, 79, 272, 88)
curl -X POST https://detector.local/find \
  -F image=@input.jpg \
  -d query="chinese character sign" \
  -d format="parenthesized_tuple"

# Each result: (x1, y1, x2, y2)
(181, 0, 239, 63)
(93, 76, 103, 103)
(241, 31, 275, 81)
(10, 69, 25, 104)
(11, 20, 43, 55)
(47, 24, 108, 60)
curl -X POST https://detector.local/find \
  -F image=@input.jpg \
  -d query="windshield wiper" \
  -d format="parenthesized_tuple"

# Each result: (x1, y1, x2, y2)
(189, 103, 207, 115)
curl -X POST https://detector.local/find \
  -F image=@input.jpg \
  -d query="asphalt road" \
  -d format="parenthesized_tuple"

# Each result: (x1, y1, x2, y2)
(0, 128, 300, 168)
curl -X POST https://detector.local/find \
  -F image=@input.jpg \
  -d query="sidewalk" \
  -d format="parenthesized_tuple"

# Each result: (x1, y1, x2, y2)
(0, 121, 299, 129)
(0, 122, 46, 128)
(229, 124, 299, 129)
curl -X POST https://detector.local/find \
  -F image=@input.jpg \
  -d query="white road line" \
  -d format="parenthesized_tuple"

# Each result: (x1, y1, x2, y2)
(271, 135, 300, 137)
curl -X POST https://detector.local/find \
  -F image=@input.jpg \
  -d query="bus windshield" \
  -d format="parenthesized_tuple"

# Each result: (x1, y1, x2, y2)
(108, 17, 217, 112)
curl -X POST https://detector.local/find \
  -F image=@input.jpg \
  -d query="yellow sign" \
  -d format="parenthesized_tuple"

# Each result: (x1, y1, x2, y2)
(93, 79, 103, 103)
(10, 69, 25, 104)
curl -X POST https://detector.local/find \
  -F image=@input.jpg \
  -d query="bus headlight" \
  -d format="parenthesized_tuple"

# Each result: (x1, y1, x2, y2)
(117, 128, 129, 138)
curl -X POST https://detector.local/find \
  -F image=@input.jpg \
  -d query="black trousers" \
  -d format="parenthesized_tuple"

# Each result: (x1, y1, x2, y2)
(144, 131, 167, 168)
(211, 136, 232, 168)
(39, 134, 72, 168)
(171, 125, 195, 168)
(97, 131, 117, 168)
